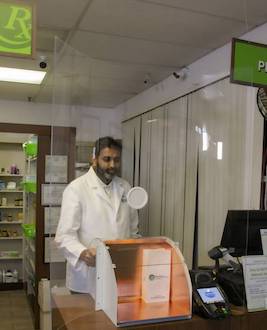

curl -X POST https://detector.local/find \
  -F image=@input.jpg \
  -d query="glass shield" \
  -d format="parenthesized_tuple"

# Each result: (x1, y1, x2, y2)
(41, 2, 267, 328)
(47, 37, 130, 328)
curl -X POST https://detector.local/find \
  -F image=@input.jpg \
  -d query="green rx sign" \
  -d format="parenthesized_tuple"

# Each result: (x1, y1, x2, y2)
(0, 1, 34, 56)
(231, 38, 267, 88)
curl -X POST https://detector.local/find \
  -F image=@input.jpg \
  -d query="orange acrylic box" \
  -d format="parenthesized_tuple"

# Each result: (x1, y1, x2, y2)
(95, 237, 192, 327)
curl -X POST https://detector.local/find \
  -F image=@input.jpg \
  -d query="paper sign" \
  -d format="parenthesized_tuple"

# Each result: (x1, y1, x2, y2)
(42, 184, 66, 205)
(44, 237, 65, 263)
(44, 207, 61, 234)
(45, 155, 68, 183)
(261, 229, 267, 255)
(242, 255, 267, 311)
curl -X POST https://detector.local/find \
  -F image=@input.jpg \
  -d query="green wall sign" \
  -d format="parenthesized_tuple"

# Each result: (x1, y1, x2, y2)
(0, 1, 35, 57)
(231, 38, 267, 88)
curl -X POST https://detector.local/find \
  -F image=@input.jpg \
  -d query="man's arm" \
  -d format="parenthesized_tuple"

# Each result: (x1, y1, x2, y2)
(79, 247, 96, 266)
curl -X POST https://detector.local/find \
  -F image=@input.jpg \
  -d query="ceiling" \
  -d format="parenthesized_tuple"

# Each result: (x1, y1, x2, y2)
(1, 0, 267, 108)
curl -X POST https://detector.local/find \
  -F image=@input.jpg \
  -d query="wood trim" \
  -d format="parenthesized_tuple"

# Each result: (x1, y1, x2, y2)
(0, 123, 51, 135)
(51, 126, 76, 181)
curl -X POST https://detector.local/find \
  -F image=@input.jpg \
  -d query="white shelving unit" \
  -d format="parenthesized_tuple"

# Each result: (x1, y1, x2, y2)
(0, 173, 24, 287)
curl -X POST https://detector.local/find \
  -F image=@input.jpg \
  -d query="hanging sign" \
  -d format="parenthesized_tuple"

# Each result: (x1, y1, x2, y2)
(230, 38, 267, 88)
(0, 1, 35, 57)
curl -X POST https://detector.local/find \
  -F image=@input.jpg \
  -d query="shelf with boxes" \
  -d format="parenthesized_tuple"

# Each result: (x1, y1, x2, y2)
(0, 170, 24, 289)
(0, 269, 21, 289)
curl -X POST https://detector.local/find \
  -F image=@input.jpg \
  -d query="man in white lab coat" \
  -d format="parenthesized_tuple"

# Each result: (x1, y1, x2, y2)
(55, 136, 139, 295)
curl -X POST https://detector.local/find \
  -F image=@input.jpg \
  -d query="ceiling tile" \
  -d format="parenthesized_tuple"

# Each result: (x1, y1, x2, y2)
(37, 0, 89, 29)
(140, 0, 267, 23)
(90, 59, 172, 82)
(70, 31, 208, 67)
(79, 0, 247, 48)
(36, 28, 67, 52)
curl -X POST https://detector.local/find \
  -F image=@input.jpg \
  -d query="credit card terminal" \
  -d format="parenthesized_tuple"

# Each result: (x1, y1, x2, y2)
(190, 269, 231, 319)
(193, 285, 231, 319)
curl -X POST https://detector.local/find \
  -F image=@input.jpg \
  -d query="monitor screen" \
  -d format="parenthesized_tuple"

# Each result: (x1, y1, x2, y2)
(220, 210, 267, 257)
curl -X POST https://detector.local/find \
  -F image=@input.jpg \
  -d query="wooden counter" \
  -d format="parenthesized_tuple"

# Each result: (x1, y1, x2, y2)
(52, 293, 267, 330)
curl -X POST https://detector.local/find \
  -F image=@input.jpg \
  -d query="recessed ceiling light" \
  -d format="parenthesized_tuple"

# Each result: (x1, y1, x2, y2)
(0, 67, 46, 84)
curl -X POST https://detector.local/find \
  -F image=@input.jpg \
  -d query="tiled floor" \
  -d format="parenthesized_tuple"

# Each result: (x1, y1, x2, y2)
(0, 290, 34, 330)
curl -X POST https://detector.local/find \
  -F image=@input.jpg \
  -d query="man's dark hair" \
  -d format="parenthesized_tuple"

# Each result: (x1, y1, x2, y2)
(94, 136, 122, 157)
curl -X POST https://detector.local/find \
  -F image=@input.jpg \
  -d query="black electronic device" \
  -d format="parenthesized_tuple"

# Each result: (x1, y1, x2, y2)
(221, 210, 267, 257)
(207, 245, 245, 306)
(190, 270, 230, 319)
(217, 268, 246, 306)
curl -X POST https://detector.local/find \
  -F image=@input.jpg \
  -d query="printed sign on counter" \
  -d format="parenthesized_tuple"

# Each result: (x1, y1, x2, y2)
(261, 229, 267, 255)
(243, 255, 267, 311)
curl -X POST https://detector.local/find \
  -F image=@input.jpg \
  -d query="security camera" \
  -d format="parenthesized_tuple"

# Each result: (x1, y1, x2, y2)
(39, 61, 47, 69)
(143, 73, 152, 85)
(173, 72, 180, 79)
(39, 55, 47, 69)
(173, 68, 188, 80)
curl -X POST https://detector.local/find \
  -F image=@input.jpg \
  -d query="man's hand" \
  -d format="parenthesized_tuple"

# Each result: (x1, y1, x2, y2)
(79, 247, 96, 267)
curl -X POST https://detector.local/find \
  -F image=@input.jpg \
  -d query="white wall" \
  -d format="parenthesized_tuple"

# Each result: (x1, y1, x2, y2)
(0, 99, 123, 141)
(117, 22, 267, 120)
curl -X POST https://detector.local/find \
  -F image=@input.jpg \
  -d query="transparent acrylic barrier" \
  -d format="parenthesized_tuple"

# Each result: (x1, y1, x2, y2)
(48, 36, 139, 329)
(42, 6, 267, 330)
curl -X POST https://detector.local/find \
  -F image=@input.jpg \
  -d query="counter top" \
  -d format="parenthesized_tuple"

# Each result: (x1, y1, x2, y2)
(52, 293, 267, 330)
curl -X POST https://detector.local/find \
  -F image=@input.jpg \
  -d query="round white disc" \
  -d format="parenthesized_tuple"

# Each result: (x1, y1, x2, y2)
(127, 187, 148, 209)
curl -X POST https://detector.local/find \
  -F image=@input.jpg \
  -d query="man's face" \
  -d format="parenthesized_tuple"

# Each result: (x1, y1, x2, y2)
(93, 147, 121, 184)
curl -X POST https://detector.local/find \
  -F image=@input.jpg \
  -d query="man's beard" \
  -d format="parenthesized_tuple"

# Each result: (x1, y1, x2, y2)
(95, 165, 116, 184)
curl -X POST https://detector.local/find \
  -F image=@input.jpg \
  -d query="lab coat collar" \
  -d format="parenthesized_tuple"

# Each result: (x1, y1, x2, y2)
(86, 167, 124, 214)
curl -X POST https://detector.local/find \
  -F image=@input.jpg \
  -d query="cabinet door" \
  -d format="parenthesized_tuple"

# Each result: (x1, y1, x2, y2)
(148, 107, 165, 236)
(139, 112, 151, 235)
(122, 117, 141, 187)
(163, 99, 187, 246)
(139, 107, 165, 236)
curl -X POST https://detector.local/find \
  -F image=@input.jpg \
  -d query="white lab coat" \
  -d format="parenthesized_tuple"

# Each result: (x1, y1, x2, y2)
(55, 167, 139, 294)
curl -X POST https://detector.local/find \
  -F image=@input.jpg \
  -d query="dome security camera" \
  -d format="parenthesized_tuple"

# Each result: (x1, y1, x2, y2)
(39, 61, 47, 69)
(173, 68, 188, 80)
(143, 73, 152, 85)
(39, 55, 47, 69)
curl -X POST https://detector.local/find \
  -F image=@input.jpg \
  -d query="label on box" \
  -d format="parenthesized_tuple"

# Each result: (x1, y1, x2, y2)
(142, 248, 171, 303)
